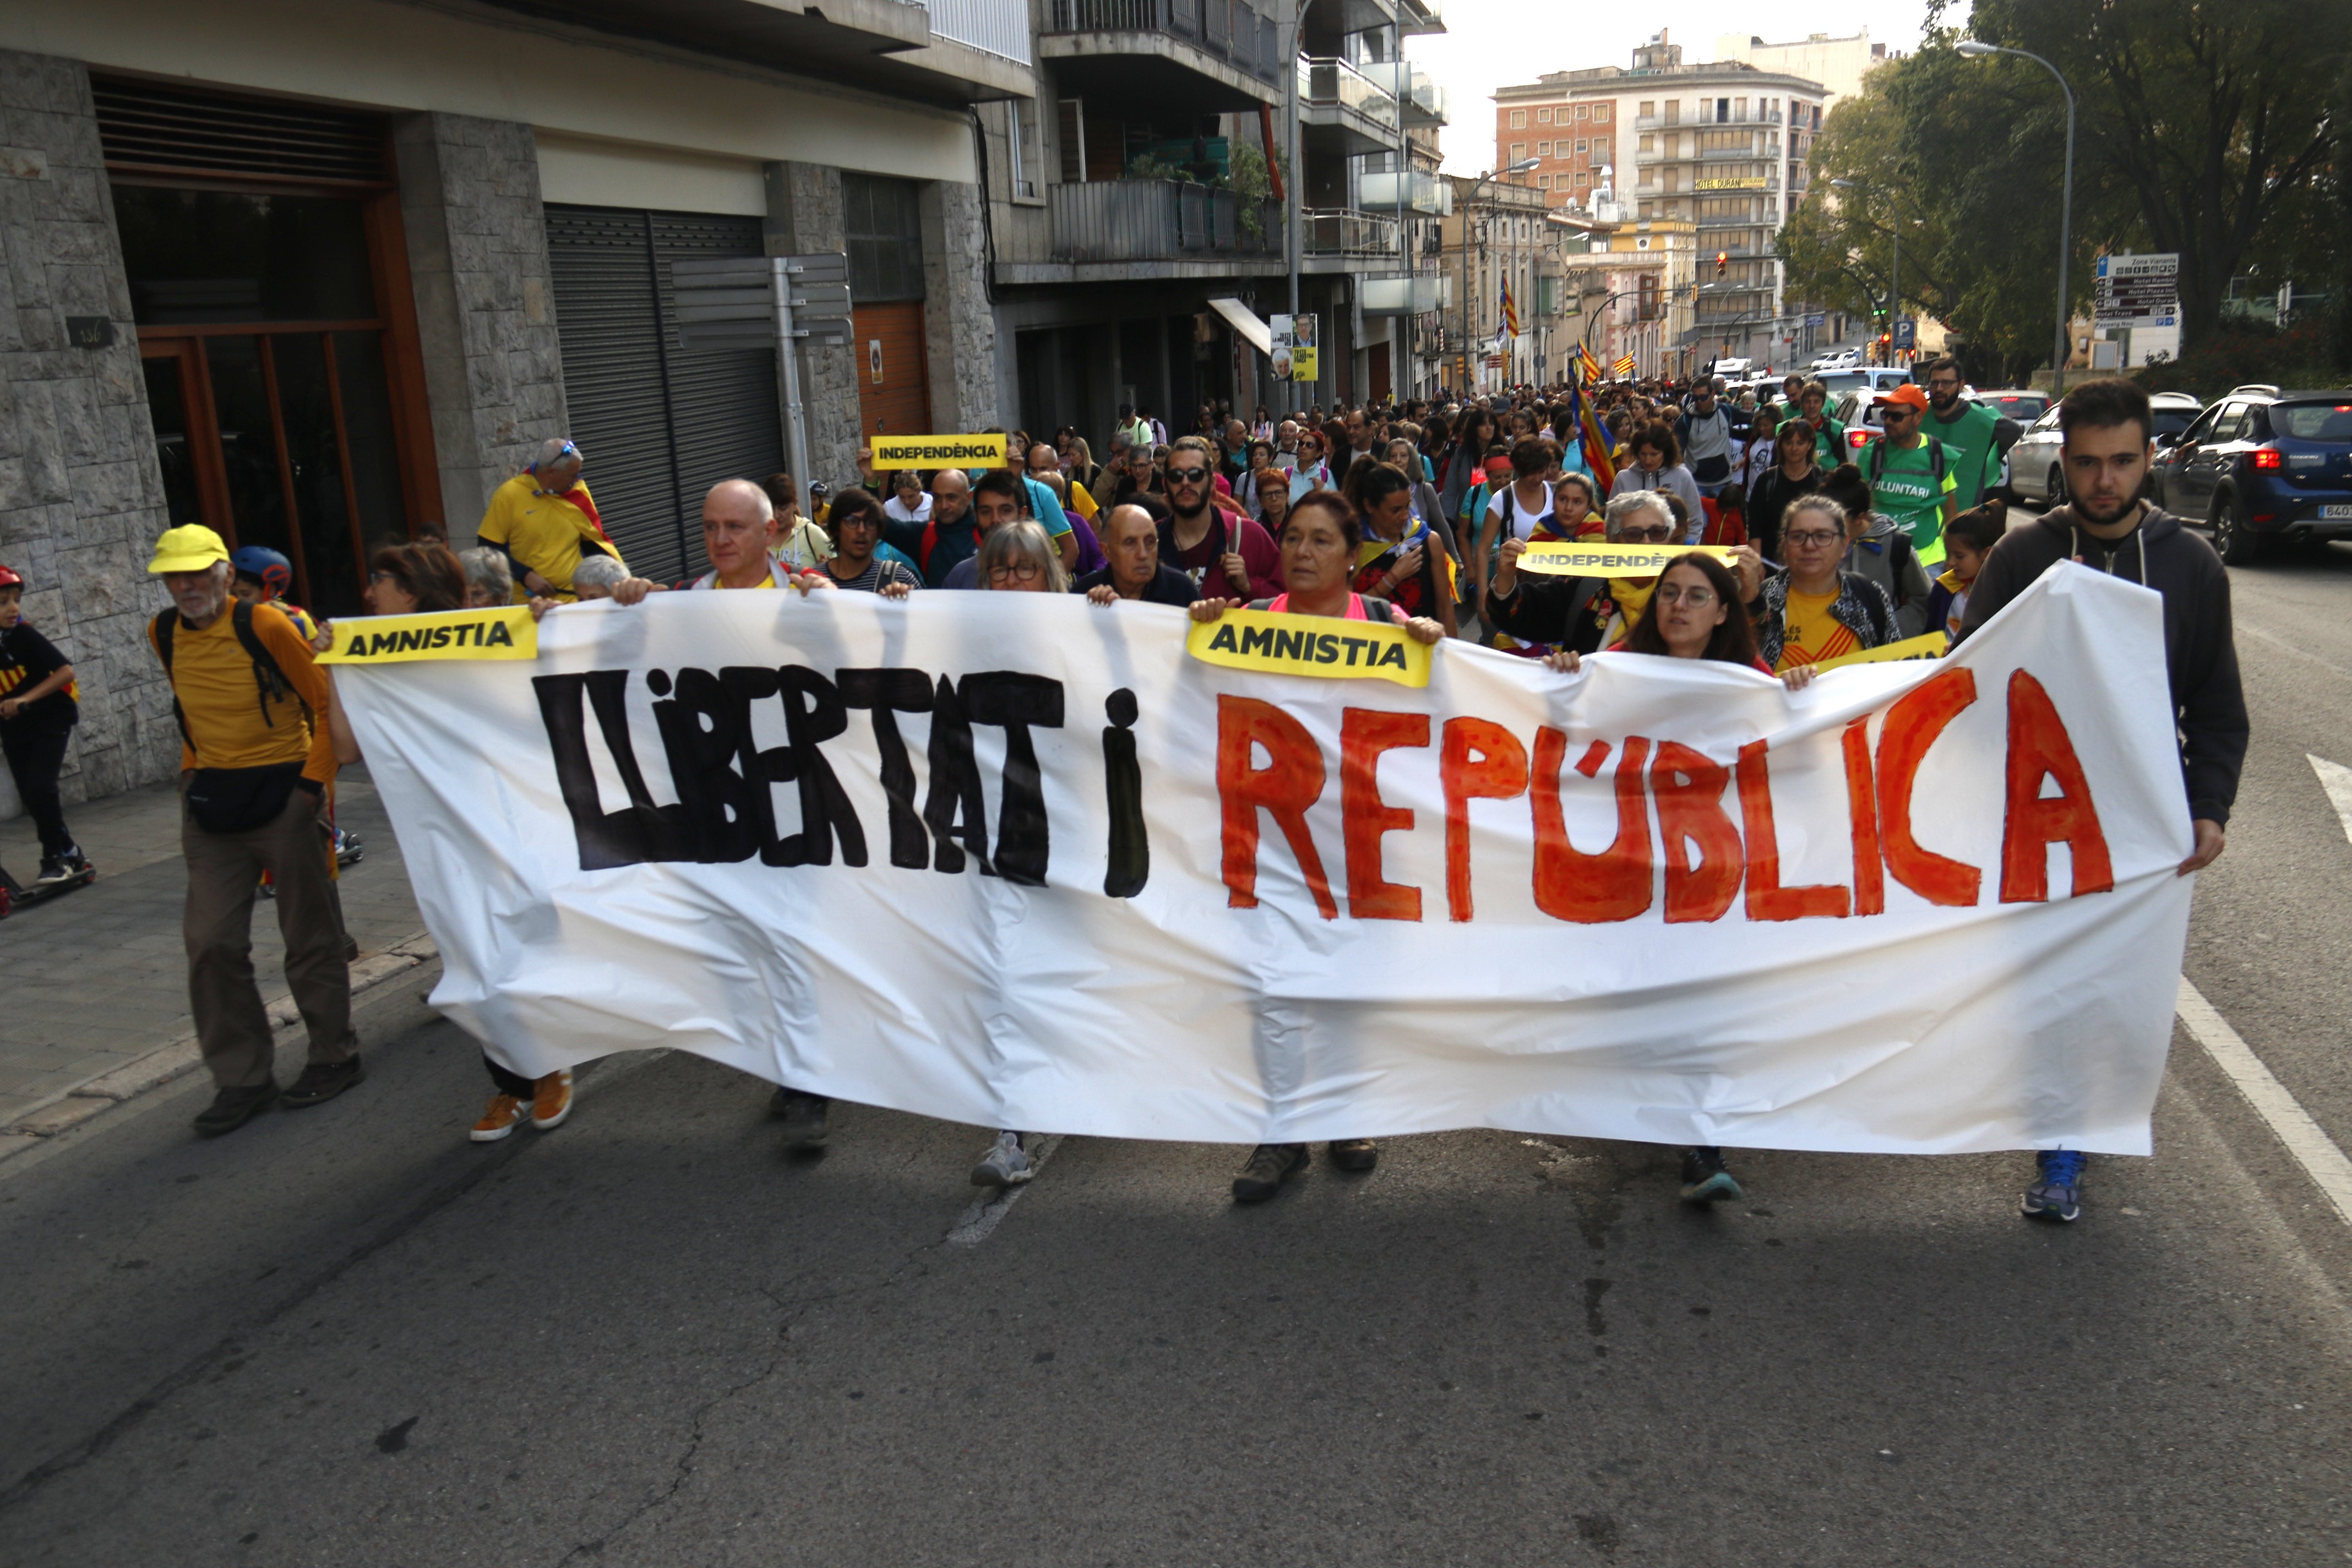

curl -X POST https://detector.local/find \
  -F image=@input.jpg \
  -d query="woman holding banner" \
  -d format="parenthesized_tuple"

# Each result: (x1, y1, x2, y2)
(1542, 549, 1816, 1206)
(1753, 494, 1901, 673)
(1187, 492, 1444, 1202)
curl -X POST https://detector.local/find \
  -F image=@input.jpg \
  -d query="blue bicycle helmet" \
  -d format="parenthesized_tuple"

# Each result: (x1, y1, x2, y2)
(230, 545, 293, 595)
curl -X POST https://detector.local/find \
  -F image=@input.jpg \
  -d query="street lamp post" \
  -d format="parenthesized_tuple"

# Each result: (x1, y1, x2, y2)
(1957, 40, 2077, 393)
(1456, 158, 1538, 395)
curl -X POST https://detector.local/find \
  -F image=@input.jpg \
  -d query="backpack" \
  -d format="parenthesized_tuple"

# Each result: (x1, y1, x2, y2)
(1866, 435, 1947, 488)
(153, 601, 295, 745)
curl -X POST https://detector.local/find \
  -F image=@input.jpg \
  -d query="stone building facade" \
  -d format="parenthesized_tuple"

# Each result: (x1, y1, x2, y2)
(0, 52, 177, 810)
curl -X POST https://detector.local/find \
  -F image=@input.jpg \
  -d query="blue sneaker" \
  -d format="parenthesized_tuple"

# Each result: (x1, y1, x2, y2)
(1679, 1146, 1743, 1205)
(2022, 1149, 2085, 1222)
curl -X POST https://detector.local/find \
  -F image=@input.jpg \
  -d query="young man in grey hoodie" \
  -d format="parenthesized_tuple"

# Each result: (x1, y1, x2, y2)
(1958, 376, 2245, 1226)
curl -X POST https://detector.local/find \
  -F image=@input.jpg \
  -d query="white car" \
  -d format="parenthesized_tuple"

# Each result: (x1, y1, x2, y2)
(2007, 405, 2068, 504)
(1816, 366, 1914, 402)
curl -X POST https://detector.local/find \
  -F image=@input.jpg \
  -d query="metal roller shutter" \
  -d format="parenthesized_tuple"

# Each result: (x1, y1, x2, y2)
(545, 205, 785, 586)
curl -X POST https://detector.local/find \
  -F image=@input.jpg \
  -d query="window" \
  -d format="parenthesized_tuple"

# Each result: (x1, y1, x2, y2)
(1663, 101, 1679, 125)
(1006, 99, 1035, 200)
(1575, 171, 1589, 188)
(1537, 107, 1551, 123)
(1637, 133, 1652, 153)
(1638, 101, 1654, 118)
(1510, 143, 1526, 161)
(1057, 99, 1086, 183)
(1539, 175, 1553, 189)
(1537, 141, 1550, 156)
(1594, 139, 1611, 162)
(1593, 104, 1609, 122)
(1576, 139, 1588, 154)
(1510, 110, 1527, 128)
(1576, 103, 1590, 120)
(842, 172, 925, 302)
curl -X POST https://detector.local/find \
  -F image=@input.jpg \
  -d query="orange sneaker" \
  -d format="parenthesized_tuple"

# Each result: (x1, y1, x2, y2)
(470, 1093, 529, 1142)
(529, 1069, 573, 1131)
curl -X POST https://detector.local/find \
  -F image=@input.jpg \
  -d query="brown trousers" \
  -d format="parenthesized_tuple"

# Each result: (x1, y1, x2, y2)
(182, 783, 355, 1088)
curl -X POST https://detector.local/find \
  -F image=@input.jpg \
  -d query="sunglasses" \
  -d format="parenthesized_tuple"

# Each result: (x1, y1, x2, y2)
(1166, 466, 1210, 484)
(1616, 524, 1676, 543)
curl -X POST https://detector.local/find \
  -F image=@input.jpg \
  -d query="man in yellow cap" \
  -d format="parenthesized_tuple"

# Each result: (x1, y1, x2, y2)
(475, 437, 625, 601)
(146, 524, 359, 1136)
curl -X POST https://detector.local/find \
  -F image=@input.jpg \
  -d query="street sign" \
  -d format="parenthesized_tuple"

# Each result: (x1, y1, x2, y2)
(1805, 313, 1825, 328)
(1893, 317, 1916, 350)
(2093, 253, 2179, 329)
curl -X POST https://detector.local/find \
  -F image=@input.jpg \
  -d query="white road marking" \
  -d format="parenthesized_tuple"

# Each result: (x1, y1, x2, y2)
(2177, 979, 2352, 1231)
(2308, 754, 2352, 852)
(2239, 622, 2352, 683)
(945, 1134, 1064, 1246)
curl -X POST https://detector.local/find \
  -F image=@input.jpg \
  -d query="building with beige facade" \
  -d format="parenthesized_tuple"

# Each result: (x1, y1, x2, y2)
(1496, 31, 1826, 374)
(1712, 30, 1897, 111)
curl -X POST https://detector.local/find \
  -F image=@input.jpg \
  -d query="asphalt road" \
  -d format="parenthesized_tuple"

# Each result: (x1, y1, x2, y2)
(5, 520, 2351, 1567)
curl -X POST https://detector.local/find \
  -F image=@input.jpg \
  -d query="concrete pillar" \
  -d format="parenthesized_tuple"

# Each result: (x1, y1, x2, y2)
(391, 113, 568, 542)
(918, 180, 999, 433)
(0, 49, 179, 808)
(762, 161, 862, 487)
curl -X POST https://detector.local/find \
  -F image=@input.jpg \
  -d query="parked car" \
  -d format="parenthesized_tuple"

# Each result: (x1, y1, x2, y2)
(2006, 404, 2068, 505)
(2154, 389, 2352, 563)
(1818, 366, 1915, 404)
(1972, 388, 2051, 424)
(1829, 388, 1897, 458)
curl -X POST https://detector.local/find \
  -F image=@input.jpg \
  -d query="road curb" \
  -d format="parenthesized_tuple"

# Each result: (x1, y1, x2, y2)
(0, 932, 440, 1155)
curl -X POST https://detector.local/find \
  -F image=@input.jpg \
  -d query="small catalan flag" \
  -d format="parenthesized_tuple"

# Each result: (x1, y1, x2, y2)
(1611, 353, 1636, 379)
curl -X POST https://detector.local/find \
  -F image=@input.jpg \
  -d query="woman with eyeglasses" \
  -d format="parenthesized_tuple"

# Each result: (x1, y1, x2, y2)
(1487, 491, 1758, 658)
(1186, 491, 1444, 1204)
(962, 518, 1069, 1190)
(1539, 547, 1814, 1210)
(1753, 493, 1900, 673)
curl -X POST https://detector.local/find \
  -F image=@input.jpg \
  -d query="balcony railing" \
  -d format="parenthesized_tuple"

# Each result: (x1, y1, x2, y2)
(1636, 108, 1782, 132)
(1358, 167, 1452, 215)
(1301, 207, 1400, 256)
(1050, 179, 1281, 262)
(922, 0, 1032, 62)
(1359, 60, 1446, 124)
(1301, 57, 1399, 129)
(1697, 141, 1780, 162)
(1043, 0, 1281, 84)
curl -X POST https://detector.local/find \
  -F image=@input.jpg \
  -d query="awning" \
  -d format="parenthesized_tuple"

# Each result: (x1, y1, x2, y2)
(1206, 296, 1271, 356)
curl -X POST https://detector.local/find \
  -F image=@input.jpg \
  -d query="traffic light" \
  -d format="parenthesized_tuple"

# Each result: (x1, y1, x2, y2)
(1879, 332, 1892, 347)
(1714, 251, 1728, 280)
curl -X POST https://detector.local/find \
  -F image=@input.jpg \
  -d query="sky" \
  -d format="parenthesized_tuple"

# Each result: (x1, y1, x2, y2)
(1408, 1, 1935, 174)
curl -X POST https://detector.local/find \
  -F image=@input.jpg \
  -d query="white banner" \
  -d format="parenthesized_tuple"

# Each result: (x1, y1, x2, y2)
(337, 564, 2193, 1155)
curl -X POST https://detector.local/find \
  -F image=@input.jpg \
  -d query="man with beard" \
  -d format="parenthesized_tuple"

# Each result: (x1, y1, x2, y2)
(1958, 376, 2244, 1227)
(1161, 437, 1282, 599)
(1921, 356, 2002, 512)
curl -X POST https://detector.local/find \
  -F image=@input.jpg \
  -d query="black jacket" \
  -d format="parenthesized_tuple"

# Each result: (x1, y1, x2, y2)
(1745, 463, 1823, 563)
(1957, 503, 2247, 826)
(1481, 572, 1614, 655)
(1073, 563, 1197, 607)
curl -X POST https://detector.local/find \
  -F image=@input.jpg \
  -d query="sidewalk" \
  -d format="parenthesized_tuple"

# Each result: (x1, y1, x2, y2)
(0, 769, 431, 1134)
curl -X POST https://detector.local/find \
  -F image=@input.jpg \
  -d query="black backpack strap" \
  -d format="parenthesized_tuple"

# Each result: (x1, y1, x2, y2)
(228, 600, 293, 729)
(153, 608, 193, 749)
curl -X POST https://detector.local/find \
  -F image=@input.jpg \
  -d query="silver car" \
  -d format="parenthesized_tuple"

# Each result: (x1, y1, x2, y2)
(2007, 405, 2069, 504)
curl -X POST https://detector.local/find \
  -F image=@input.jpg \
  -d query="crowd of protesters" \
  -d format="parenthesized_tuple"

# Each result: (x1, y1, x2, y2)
(7, 368, 2235, 1231)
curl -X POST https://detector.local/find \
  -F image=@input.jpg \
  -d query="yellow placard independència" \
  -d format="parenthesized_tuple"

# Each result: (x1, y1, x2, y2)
(318, 606, 538, 665)
(1515, 542, 1743, 579)
(1187, 608, 1430, 688)
(1812, 631, 1948, 672)
(870, 433, 1010, 469)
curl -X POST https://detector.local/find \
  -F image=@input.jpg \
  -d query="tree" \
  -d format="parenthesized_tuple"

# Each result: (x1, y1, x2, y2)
(1961, 0, 2350, 349)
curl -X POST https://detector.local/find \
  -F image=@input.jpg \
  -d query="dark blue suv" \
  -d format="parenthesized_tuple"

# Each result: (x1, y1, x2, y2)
(2152, 386, 2352, 564)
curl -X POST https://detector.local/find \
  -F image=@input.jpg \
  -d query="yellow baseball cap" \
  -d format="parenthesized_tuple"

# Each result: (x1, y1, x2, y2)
(147, 525, 232, 574)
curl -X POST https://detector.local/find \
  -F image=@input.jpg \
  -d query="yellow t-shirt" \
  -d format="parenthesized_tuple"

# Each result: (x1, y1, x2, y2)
(1066, 480, 1099, 521)
(476, 473, 622, 600)
(149, 602, 335, 782)
(1776, 589, 1859, 672)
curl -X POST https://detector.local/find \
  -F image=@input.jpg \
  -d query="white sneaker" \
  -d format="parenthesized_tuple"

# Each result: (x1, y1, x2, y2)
(970, 1130, 1033, 1189)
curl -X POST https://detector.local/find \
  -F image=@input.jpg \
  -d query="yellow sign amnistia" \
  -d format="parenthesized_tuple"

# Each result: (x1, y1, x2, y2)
(1812, 631, 1948, 671)
(319, 606, 538, 665)
(1515, 542, 1743, 579)
(869, 433, 1010, 469)
(1186, 608, 1430, 688)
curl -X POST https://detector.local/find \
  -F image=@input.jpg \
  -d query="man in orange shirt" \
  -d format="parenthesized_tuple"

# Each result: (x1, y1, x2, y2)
(148, 525, 358, 1136)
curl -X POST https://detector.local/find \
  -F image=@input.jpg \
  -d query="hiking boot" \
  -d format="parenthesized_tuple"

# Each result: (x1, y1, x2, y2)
(529, 1069, 573, 1131)
(970, 1131, 1033, 1189)
(470, 1093, 529, 1142)
(281, 1055, 364, 1108)
(1679, 1146, 1743, 1205)
(2022, 1149, 2085, 1223)
(1328, 1138, 1379, 1173)
(772, 1088, 830, 1148)
(194, 1081, 279, 1136)
(1232, 1142, 1309, 1202)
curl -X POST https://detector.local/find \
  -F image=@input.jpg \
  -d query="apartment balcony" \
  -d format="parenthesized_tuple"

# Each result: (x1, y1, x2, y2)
(1357, 167, 1451, 215)
(1358, 60, 1446, 125)
(485, 0, 1033, 102)
(1299, 56, 1399, 155)
(1635, 109, 1784, 132)
(1397, 0, 1445, 35)
(1049, 178, 1282, 262)
(1696, 140, 1780, 162)
(1361, 272, 1451, 315)
(1040, 0, 1282, 112)
(1300, 206, 1401, 259)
